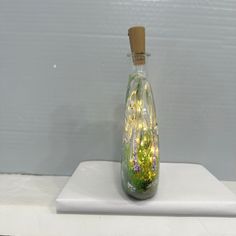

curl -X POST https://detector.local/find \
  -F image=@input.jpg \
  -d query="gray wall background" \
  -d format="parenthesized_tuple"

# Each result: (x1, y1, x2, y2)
(1, 0, 236, 180)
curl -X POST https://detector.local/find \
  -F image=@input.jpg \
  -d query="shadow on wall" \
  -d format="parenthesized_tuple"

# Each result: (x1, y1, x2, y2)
(48, 104, 124, 175)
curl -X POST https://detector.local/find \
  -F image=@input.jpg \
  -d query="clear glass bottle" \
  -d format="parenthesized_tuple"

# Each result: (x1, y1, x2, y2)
(121, 27, 159, 200)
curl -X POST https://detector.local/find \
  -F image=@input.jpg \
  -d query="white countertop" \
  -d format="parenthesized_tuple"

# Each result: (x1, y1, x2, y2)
(0, 173, 236, 236)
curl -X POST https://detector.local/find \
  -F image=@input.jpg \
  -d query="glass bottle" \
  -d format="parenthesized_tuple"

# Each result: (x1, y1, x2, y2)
(121, 27, 159, 200)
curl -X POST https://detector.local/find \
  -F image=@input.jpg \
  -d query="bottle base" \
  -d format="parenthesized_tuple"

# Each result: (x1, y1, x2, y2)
(122, 180, 158, 200)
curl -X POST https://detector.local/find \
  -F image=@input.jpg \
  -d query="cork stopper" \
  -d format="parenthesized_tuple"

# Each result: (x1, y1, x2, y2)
(128, 26, 145, 65)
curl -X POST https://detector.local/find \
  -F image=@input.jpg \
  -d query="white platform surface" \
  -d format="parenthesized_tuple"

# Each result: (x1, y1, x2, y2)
(56, 161, 236, 216)
(0, 172, 236, 235)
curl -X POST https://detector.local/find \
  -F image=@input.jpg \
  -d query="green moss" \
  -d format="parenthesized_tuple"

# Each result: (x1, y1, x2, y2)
(123, 130, 159, 193)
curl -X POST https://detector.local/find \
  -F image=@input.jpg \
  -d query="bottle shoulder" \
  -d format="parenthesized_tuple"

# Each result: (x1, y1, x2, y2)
(126, 73, 152, 100)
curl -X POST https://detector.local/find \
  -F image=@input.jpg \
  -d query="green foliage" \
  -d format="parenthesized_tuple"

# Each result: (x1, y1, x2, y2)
(124, 130, 158, 193)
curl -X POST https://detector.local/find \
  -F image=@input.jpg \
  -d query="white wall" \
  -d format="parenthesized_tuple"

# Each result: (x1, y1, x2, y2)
(1, 0, 236, 179)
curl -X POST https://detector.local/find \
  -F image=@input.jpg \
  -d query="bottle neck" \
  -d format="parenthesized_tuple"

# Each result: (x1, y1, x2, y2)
(128, 53, 150, 77)
(132, 63, 147, 77)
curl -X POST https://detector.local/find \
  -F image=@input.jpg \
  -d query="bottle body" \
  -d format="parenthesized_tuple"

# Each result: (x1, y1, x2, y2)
(121, 57, 159, 200)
